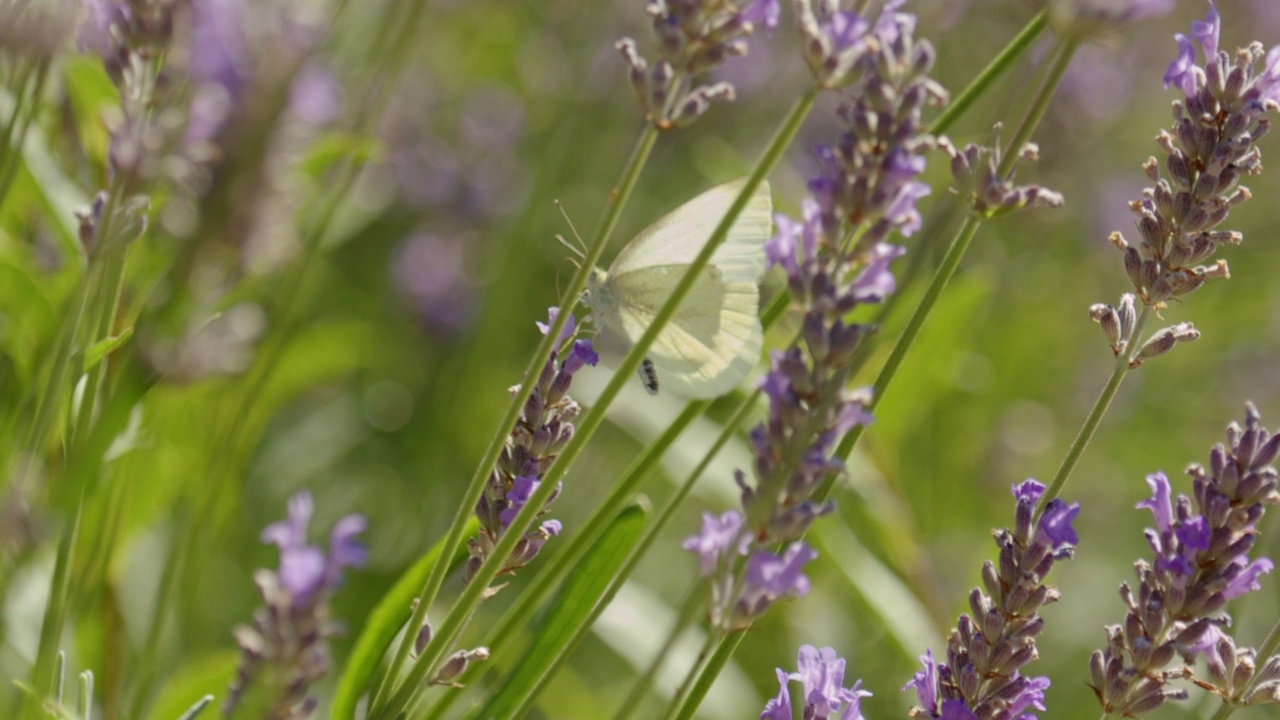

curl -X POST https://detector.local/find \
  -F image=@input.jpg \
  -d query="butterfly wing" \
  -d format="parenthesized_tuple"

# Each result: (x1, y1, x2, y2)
(610, 178, 772, 284)
(603, 179, 772, 398)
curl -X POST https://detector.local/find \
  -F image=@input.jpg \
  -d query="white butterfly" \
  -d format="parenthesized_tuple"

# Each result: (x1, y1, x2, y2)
(583, 178, 772, 399)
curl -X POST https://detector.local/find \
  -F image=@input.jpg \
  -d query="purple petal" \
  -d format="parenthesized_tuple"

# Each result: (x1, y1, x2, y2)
(1136, 472, 1173, 533)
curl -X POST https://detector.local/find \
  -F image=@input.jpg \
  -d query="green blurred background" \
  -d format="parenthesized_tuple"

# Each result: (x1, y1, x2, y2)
(4, 0, 1280, 718)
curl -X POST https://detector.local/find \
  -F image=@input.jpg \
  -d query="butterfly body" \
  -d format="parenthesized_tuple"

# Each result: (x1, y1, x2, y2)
(583, 179, 772, 399)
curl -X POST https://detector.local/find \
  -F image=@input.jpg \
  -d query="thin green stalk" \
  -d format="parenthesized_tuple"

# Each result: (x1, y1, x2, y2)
(70, 246, 130, 446)
(18, 183, 124, 490)
(424, 292, 794, 720)
(1039, 306, 1151, 505)
(655, 628, 721, 720)
(929, 10, 1047, 136)
(613, 585, 705, 720)
(371, 125, 662, 717)
(16, 499, 82, 720)
(831, 214, 982, 471)
(999, 37, 1079, 178)
(664, 630, 744, 720)
(378, 87, 818, 720)
(0, 56, 51, 208)
(496, 384, 762, 719)
(833, 37, 1080, 473)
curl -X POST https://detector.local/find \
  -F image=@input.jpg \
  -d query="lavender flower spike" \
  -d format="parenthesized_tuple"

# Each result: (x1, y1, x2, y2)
(465, 307, 596, 587)
(685, 0, 941, 632)
(762, 644, 870, 720)
(904, 480, 1075, 720)
(224, 492, 366, 719)
(616, 0, 778, 128)
(1109, 2, 1277, 315)
(1089, 404, 1280, 716)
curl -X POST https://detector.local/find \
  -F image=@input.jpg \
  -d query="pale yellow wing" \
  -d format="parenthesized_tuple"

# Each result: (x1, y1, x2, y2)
(606, 264, 762, 399)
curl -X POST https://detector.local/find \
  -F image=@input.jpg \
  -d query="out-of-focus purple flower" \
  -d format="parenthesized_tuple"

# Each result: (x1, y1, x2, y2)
(289, 66, 342, 125)
(682, 510, 748, 576)
(226, 491, 366, 717)
(394, 232, 478, 337)
(536, 306, 576, 349)
(261, 491, 366, 606)
(189, 0, 248, 97)
(1090, 405, 1280, 716)
(742, 0, 781, 30)
(761, 668, 793, 720)
(1053, 0, 1175, 27)
(732, 542, 816, 624)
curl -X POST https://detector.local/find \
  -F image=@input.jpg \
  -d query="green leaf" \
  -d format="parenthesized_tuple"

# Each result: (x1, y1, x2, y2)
(143, 650, 238, 720)
(81, 327, 133, 373)
(476, 501, 649, 720)
(330, 517, 478, 720)
(298, 132, 384, 180)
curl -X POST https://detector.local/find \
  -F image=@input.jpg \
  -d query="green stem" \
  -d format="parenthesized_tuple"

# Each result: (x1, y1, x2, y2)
(831, 214, 982, 471)
(1039, 306, 1150, 505)
(833, 36, 1080, 474)
(655, 628, 721, 720)
(424, 292, 793, 720)
(664, 630, 744, 720)
(999, 36, 1079, 179)
(378, 86, 817, 720)
(371, 125, 662, 717)
(613, 585, 705, 720)
(16, 499, 82, 720)
(929, 10, 1047, 136)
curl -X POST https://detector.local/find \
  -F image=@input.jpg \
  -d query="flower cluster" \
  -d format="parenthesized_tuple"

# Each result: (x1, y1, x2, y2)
(939, 139, 1064, 219)
(1091, 3, 1280, 361)
(616, 0, 779, 129)
(682, 0, 941, 631)
(761, 645, 871, 720)
(224, 492, 366, 719)
(1089, 404, 1280, 716)
(465, 308, 597, 586)
(904, 481, 1079, 720)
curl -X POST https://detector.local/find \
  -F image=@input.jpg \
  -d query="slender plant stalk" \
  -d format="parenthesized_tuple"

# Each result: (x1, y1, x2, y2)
(376, 86, 818, 720)
(613, 585, 706, 720)
(16, 500, 82, 720)
(1039, 306, 1151, 505)
(656, 627, 722, 720)
(424, 291, 794, 720)
(929, 10, 1048, 136)
(371, 124, 663, 717)
(663, 629, 744, 720)
(831, 36, 1080, 474)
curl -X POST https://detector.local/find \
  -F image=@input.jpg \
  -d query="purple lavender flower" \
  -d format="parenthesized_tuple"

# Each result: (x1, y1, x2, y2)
(224, 492, 367, 719)
(940, 139, 1064, 219)
(465, 308, 595, 586)
(682, 510, 748, 576)
(1089, 405, 1280, 716)
(615, 0, 778, 128)
(1096, 0, 1277, 357)
(904, 481, 1075, 720)
(763, 645, 871, 720)
(686, 0, 941, 632)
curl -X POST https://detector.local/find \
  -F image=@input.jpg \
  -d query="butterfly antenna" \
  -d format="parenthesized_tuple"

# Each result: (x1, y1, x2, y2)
(555, 199, 588, 258)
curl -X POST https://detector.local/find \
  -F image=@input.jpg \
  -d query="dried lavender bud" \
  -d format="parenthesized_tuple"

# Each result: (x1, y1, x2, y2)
(940, 137, 1064, 219)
